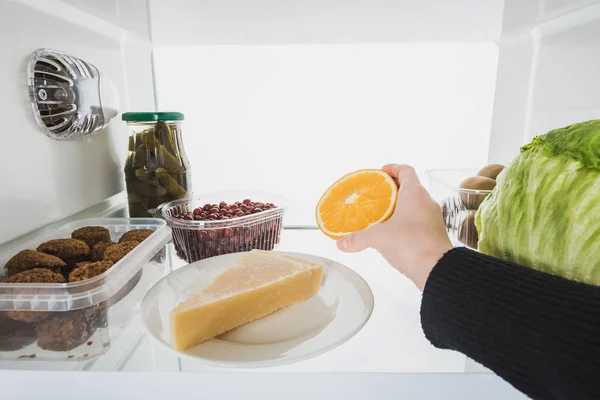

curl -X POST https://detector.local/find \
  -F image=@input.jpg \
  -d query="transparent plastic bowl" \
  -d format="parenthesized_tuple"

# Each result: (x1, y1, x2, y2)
(155, 191, 287, 263)
(0, 218, 171, 361)
(428, 169, 494, 250)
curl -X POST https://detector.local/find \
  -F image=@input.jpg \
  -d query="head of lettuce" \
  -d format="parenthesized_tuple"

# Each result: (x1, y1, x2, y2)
(475, 119, 600, 286)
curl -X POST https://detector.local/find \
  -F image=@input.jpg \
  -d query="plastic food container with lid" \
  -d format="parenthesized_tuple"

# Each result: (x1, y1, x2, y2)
(428, 169, 494, 250)
(122, 112, 192, 218)
(155, 191, 287, 263)
(0, 218, 171, 361)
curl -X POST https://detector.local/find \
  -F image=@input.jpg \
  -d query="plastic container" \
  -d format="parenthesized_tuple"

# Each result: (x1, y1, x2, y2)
(428, 169, 494, 249)
(0, 218, 171, 361)
(155, 192, 286, 263)
(122, 112, 192, 218)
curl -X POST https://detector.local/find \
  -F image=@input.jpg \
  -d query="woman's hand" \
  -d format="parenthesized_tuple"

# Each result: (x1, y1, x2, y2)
(337, 164, 453, 291)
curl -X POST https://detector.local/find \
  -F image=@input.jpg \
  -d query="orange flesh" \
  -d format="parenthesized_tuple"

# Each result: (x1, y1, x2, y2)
(316, 170, 397, 239)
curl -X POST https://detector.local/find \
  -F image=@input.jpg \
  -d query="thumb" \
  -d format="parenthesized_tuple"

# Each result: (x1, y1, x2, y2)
(337, 230, 371, 253)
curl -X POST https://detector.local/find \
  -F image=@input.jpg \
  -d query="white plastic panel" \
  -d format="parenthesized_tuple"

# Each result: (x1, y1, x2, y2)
(491, 0, 600, 158)
(540, 0, 600, 20)
(501, 0, 541, 35)
(149, 0, 504, 45)
(115, 0, 152, 40)
(500, 0, 600, 36)
(528, 6, 600, 138)
(486, 35, 536, 164)
(1, 371, 526, 400)
(488, 0, 600, 164)
(0, 0, 154, 244)
(122, 37, 156, 110)
(154, 44, 498, 226)
(62, 0, 150, 40)
(62, 0, 120, 24)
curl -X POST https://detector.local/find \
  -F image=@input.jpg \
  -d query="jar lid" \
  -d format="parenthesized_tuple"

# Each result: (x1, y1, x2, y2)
(122, 112, 184, 122)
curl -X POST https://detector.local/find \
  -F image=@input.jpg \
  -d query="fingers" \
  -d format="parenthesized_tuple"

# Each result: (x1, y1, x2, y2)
(337, 229, 372, 253)
(382, 164, 421, 186)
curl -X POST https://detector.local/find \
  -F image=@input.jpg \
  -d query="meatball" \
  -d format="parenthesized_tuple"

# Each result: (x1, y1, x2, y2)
(0, 313, 36, 351)
(37, 239, 90, 262)
(75, 261, 90, 269)
(90, 241, 114, 262)
(4, 269, 66, 323)
(71, 226, 112, 249)
(118, 229, 153, 244)
(37, 239, 90, 277)
(36, 311, 95, 351)
(6, 311, 51, 324)
(4, 250, 66, 277)
(5, 268, 66, 284)
(103, 241, 139, 264)
(69, 261, 113, 282)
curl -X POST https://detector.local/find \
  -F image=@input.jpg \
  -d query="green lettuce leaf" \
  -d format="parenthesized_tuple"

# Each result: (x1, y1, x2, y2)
(475, 119, 600, 285)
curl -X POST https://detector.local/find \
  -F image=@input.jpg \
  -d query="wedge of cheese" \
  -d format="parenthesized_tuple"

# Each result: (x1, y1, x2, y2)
(170, 250, 323, 351)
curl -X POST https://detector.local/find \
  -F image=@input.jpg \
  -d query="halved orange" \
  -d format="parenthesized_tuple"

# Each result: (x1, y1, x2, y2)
(316, 169, 398, 240)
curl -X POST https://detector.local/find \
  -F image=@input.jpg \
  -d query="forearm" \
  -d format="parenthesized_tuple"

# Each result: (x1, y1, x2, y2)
(421, 247, 600, 400)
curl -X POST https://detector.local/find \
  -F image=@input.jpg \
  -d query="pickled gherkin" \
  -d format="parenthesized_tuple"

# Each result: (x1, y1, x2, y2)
(156, 144, 184, 172)
(135, 168, 159, 184)
(156, 121, 178, 156)
(145, 196, 170, 210)
(140, 129, 157, 148)
(128, 135, 134, 151)
(156, 168, 187, 198)
(134, 181, 167, 197)
(128, 191, 142, 204)
(134, 145, 148, 167)
(122, 112, 191, 217)
(128, 203, 147, 217)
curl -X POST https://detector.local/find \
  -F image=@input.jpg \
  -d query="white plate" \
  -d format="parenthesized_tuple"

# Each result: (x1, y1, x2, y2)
(141, 251, 374, 368)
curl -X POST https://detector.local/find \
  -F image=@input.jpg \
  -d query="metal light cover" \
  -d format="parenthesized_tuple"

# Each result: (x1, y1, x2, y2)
(27, 48, 119, 140)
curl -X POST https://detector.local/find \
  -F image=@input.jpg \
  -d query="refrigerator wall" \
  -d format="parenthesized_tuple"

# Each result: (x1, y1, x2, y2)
(488, 0, 600, 163)
(148, 0, 504, 45)
(150, 0, 503, 226)
(0, 0, 154, 244)
(3, 0, 600, 234)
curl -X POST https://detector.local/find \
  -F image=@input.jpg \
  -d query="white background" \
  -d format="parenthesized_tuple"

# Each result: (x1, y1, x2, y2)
(154, 44, 498, 225)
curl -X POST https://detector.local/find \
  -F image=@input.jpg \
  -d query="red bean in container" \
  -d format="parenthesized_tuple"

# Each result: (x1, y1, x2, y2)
(155, 193, 286, 263)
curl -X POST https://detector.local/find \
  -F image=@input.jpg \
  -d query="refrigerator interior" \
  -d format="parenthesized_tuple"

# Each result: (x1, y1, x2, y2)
(0, 0, 155, 246)
(4, 0, 600, 240)
(1, 0, 600, 377)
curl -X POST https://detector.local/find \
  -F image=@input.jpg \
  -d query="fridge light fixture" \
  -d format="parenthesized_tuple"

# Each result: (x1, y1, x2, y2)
(26, 48, 119, 140)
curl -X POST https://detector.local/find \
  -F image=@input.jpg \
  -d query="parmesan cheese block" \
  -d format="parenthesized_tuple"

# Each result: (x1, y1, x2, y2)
(170, 250, 323, 351)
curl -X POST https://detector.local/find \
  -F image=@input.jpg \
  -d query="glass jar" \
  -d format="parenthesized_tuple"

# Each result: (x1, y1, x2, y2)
(122, 112, 192, 217)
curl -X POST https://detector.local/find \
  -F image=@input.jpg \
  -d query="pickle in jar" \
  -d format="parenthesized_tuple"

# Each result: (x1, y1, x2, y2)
(133, 145, 148, 168)
(134, 181, 167, 197)
(122, 112, 191, 218)
(134, 168, 160, 185)
(156, 168, 187, 198)
(156, 122, 178, 156)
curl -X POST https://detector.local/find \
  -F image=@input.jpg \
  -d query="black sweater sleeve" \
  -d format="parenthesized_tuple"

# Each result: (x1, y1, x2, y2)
(421, 247, 600, 400)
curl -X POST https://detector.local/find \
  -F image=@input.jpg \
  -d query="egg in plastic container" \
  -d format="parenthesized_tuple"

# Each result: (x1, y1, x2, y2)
(428, 169, 496, 250)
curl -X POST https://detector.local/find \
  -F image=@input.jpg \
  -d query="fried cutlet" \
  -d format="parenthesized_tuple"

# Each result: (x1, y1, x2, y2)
(4, 250, 66, 277)
(118, 229, 153, 244)
(71, 226, 112, 249)
(103, 241, 139, 264)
